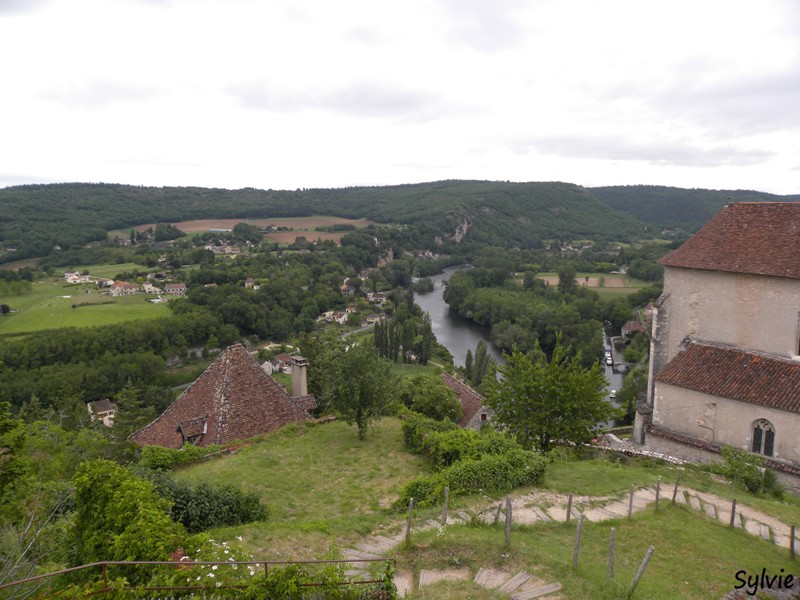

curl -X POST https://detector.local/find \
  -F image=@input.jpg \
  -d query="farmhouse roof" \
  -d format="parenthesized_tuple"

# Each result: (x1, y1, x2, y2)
(441, 372, 486, 427)
(655, 342, 800, 413)
(88, 399, 116, 414)
(129, 344, 316, 448)
(659, 202, 800, 279)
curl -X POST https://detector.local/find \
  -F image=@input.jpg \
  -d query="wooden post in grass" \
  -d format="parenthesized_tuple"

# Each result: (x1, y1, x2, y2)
(628, 485, 634, 519)
(627, 546, 655, 598)
(441, 487, 449, 526)
(566, 493, 573, 524)
(572, 515, 585, 571)
(504, 496, 513, 546)
(729, 499, 737, 527)
(494, 503, 503, 525)
(405, 498, 414, 544)
(791, 525, 796, 560)
(655, 477, 661, 511)
(672, 476, 681, 505)
(609, 527, 616, 580)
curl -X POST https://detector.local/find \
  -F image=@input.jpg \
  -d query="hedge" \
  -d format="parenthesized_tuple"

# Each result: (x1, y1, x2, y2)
(394, 449, 547, 508)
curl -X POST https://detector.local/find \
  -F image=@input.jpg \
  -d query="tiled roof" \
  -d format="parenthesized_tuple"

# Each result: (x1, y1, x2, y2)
(441, 372, 486, 427)
(659, 202, 800, 278)
(88, 399, 116, 414)
(655, 343, 800, 413)
(130, 344, 316, 448)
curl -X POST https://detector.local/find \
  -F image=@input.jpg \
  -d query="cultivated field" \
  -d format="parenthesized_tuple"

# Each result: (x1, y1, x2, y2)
(537, 272, 651, 299)
(129, 216, 375, 245)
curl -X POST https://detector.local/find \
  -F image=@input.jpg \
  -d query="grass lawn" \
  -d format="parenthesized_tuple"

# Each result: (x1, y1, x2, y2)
(397, 505, 793, 599)
(175, 418, 429, 560)
(544, 451, 800, 527)
(0, 280, 171, 334)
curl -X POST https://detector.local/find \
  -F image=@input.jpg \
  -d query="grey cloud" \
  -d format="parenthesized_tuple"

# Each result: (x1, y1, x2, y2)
(605, 64, 800, 138)
(231, 81, 447, 121)
(507, 134, 772, 167)
(41, 80, 160, 109)
(0, 0, 50, 15)
(439, 0, 527, 52)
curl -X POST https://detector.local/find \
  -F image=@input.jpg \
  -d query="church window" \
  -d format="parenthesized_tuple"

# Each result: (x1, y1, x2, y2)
(751, 419, 775, 457)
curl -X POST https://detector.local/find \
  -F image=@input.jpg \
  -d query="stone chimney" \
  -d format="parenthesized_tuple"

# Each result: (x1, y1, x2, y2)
(290, 356, 308, 397)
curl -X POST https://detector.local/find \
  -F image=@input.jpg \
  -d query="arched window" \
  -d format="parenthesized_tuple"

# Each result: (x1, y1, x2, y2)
(751, 419, 775, 457)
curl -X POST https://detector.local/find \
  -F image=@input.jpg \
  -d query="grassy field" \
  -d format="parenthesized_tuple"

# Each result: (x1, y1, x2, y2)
(173, 419, 799, 598)
(0, 278, 171, 335)
(535, 272, 653, 300)
(175, 418, 429, 560)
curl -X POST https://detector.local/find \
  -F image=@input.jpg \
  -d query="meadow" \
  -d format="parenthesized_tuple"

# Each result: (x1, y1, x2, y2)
(0, 276, 171, 335)
(175, 417, 800, 599)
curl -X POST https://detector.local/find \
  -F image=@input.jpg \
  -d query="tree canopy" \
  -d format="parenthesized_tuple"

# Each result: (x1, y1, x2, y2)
(485, 337, 613, 451)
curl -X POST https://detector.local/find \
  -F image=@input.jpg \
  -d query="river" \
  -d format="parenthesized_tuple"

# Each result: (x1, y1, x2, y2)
(413, 266, 625, 422)
(413, 266, 503, 368)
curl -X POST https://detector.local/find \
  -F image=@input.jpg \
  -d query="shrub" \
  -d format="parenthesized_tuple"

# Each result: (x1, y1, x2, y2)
(401, 413, 458, 454)
(423, 427, 520, 469)
(139, 443, 222, 471)
(719, 446, 783, 498)
(394, 449, 547, 508)
(134, 468, 268, 533)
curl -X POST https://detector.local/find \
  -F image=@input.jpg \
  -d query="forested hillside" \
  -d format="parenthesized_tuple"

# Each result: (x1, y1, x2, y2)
(0, 181, 645, 262)
(589, 185, 800, 233)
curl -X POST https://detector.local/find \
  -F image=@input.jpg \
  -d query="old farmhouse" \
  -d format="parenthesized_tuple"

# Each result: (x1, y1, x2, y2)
(635, 202, 800, 489)
(130, 344, 316, 448)
(441, 372, 494, 429)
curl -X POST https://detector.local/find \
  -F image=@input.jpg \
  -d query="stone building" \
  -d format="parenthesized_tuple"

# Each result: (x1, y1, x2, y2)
(635, 202, 800, 489)
(441, 372, 494, 429)
(130, 344, 316, 448)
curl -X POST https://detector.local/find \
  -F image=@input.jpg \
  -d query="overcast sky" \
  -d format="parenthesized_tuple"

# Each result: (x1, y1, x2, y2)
(1, 0, 799, 194)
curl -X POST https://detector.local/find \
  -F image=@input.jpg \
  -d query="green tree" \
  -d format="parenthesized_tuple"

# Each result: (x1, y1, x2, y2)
(400, 374, 462, 423)
(73, 459, 184, 565)
(324, 342, 397, 439)
(108, 385, 157, 463)
(557, 264, 577, 295)
(485, 337, 612, 451)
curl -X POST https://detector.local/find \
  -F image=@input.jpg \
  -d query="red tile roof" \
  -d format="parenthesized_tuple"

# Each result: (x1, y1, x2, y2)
(130, 344, 315, 448)
(441, 372, 486, 427)
(659, 202, 800, 279)
(655, 343, 800, 413)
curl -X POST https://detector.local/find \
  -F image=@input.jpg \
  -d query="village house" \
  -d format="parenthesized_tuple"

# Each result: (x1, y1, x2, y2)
(621, 320, 646, 338)
(441, 372, 495, 430)
(142, 281, 159, 294)
(87, 399, 117, 427)
(109, 280, 139, 296)
(635, 203, 800, 490)
(164, 282, 187, 295)
(130, 344, 316, 448)
(244, 277, 255, 289)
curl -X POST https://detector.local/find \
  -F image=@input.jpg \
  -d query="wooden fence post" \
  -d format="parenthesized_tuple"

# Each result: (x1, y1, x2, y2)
(729, 499, 737, 528)
(566, 493, 573, 524)
(494, 503, 503, 525)
(627, 546, 655, 598)
(609, 527, 616, 580)
(441, 487, 449, 526)
(405, 498, 414, 544)
(792, 525, 796, 560)
(671, 476, 681, 505)
(628, 485, 634, 519)
(572, 515, 585, 571)
(504, 496, 512, 546)
(655, 477, 661, 511)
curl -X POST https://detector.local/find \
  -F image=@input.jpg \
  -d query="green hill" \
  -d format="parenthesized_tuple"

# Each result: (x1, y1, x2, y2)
(0, 181, 645, 262)
(589, 184, 800, 234)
